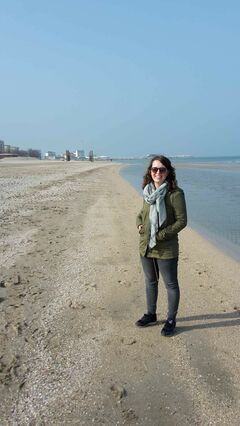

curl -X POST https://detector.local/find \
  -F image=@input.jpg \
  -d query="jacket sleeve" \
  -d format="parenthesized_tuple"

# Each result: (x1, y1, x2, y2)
(136, 203, 144, 228)
(156, 190, 187, 241)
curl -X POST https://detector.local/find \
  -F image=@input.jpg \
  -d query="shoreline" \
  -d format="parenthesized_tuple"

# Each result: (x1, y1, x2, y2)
(1, 161, 240, 424)
(186, 221, 240, 263)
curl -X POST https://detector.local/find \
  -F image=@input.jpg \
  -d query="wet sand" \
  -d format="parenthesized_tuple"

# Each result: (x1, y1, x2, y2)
(0, 159, 240, 425)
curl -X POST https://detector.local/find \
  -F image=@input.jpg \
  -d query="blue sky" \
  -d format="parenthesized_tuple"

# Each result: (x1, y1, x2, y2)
(1, 0, 240, 156)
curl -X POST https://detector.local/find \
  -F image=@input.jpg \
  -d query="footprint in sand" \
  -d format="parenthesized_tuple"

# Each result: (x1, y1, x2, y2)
(110, 384, 127, 401)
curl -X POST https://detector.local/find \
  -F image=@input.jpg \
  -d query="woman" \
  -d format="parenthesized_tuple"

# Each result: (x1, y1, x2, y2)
(136, 155, 187, 336)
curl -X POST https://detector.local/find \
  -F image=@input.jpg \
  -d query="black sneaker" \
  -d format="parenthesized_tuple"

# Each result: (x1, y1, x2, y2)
(161, 319, 176, 336)
(135, 313, 157, 327)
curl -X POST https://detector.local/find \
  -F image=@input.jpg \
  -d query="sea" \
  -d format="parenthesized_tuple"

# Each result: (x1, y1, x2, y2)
(119, 156, 240, 262)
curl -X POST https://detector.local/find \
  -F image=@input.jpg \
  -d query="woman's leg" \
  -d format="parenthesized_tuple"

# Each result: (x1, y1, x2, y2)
(156, 258, 180, 321)
(140, 256, 159, 315)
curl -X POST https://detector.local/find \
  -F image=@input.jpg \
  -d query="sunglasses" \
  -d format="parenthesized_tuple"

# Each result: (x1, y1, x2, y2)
(151, 167, 167, 174)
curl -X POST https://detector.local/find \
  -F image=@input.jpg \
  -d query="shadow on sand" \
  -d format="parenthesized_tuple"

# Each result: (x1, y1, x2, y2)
(174, 310, 240, 334)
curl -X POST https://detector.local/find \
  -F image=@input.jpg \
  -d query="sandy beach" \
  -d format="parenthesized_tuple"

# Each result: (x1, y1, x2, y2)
(0, 159, 240, 425)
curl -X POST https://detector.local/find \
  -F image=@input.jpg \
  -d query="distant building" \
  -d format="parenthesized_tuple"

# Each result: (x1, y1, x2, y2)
(4, 144, 11, 153)
(28, 149, 41, 159)
(44, 151, 56, 160)
(75, 149, 85, 159)
(88, 150, 94, 162)
(65, 150, 71, 161)
(0, 140, 4, 153)
(0, 140, 41, 159)
(10, 146, 19, 153)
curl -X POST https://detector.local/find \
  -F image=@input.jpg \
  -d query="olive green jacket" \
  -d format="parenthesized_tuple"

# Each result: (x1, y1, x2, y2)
(136, 187, 187, 259)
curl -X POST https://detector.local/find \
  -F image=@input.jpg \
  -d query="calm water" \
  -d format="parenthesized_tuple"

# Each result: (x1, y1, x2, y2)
(120, 157, 240, 261)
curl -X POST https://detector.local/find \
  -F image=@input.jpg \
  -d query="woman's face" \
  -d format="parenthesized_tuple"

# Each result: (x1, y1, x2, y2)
(150, 160, 169, 188)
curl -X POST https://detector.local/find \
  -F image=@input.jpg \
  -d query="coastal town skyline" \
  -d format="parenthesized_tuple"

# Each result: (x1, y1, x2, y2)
(2, 138, 239, 161)
(0, 137, 195, 160)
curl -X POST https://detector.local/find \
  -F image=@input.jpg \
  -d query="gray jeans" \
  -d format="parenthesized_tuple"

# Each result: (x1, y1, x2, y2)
(140, 256, 180, 320)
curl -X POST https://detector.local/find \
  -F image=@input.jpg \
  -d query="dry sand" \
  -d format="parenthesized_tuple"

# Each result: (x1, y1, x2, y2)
(0, 159, 240, 425)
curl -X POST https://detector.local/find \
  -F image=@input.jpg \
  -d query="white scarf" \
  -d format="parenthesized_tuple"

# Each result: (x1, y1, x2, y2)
(143, 182, 167, 248)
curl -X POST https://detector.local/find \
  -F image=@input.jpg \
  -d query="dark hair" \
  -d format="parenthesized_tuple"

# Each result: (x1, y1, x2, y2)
(142, 155, 177, 190)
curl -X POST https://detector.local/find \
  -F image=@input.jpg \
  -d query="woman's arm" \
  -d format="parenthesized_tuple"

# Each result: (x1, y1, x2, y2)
(157, 191, 187, 240)
(136, 209, 143, 228)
